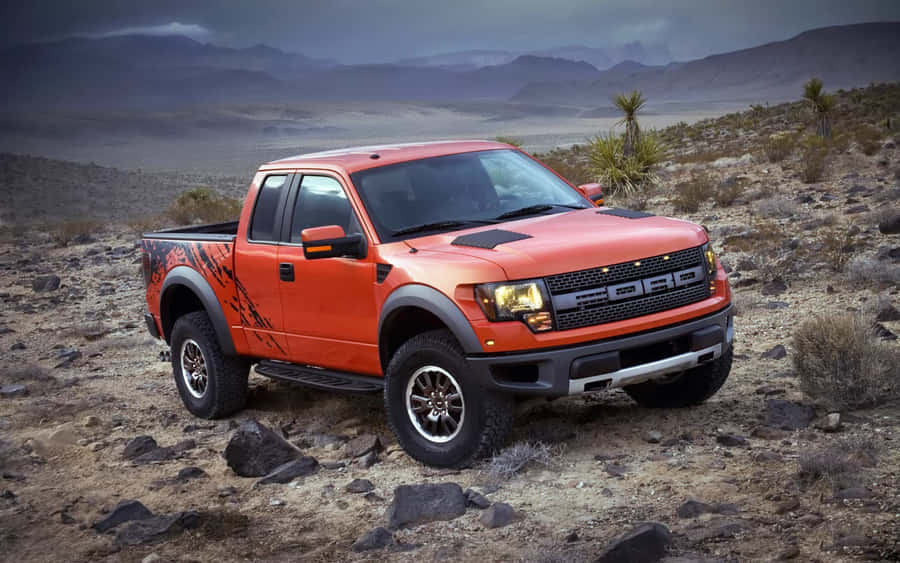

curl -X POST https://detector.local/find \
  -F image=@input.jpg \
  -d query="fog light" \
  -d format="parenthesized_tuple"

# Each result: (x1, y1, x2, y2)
(524, 311, 553, 332)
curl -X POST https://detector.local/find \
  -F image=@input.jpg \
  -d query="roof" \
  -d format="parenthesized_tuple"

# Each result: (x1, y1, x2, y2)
(259, 140, 513, 174)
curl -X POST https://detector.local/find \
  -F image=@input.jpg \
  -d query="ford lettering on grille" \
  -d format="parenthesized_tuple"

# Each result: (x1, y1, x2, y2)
(546, 246, 711, 331)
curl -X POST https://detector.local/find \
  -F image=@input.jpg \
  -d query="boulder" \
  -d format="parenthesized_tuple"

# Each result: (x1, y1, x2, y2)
(480, 502, 519, 529)
(256, 456, 319, 485)
(386, 483, 466, 530)
(596, 522, 672, 563)
(464, 488, 491, 509)
(0, 384, 27, 398)
(765, 399, 816, 430)
(760, 345, 787, 360)
(224, 420, 303, 477)
(32, 275, 61, 292)
(93, 500, 153, 533)
(875, 302, 900, 322)
(345, 478, 375, 494)
(716, 433, 749, 447)
(114, 511, 202, 547)
(346, 434, 382, 458)
(878, 211, 900, 235)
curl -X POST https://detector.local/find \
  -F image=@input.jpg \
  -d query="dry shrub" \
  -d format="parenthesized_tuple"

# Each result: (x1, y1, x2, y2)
(167, 187, 242, 226)
(126, 214, 165, 236)
(793, 314, 899, 409)
(847, 256, 900, 285)
(672, 172, 714, 212)
(713, 177, 744, 207)
(821, 223, 856, 272)
(853, 124, 884, 156)
(797, 437, 878, 491)
(763, 134, 795, 163)
(755, 198, 797, 219)
(50, 219, 101, 247)
(485, 441, 555, 482)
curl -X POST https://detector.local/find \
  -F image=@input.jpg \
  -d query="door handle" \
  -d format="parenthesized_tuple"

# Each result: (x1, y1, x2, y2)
(279, 262, 294, 282)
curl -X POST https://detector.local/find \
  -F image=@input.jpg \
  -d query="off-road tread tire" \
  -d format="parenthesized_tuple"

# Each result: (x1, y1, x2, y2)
(624, 347, 733, 408)
(170, 311, 249, 419)
(384, 329, 513, 468)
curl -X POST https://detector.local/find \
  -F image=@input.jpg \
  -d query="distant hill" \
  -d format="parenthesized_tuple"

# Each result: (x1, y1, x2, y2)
(513, 22, 900, 106)
(393, 49, 516, 70)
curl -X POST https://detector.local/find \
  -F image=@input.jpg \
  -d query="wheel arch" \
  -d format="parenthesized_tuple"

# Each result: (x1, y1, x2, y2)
(159, 265, 237, 356)
(378, 284, 483, 371)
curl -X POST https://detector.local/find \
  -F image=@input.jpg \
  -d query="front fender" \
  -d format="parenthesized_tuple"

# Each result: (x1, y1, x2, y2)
(160, 265, 236, 356)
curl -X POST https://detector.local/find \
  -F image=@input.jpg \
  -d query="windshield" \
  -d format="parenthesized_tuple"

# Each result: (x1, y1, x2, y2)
(350, 149, 589, 242)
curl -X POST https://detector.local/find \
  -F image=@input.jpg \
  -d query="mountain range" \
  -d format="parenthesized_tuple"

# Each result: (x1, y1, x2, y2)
(1, 22, 897, 111)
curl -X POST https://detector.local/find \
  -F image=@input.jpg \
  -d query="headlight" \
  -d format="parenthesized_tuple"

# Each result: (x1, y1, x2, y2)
(475, 280, 553, 332)
(703, 242, 717, 277)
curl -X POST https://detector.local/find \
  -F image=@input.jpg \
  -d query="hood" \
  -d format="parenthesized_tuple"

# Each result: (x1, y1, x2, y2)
(403, 208, 708, 280)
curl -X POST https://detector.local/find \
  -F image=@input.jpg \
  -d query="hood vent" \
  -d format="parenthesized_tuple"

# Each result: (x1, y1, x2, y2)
(597, 208, 655, 219)
(451, 229, 532, 249)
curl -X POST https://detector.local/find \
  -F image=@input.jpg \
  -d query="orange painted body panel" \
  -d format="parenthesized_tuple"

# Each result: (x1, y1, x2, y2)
(143, 141, 731, 378)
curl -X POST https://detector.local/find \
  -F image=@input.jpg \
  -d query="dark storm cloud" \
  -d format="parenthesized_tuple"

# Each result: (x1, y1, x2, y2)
(3, 0, 899, 62)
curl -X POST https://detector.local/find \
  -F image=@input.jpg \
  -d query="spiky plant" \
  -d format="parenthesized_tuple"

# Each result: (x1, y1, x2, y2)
(613, 90, 646, 156)
(588, 130, 661, 195)
(803, 77, 835, 138)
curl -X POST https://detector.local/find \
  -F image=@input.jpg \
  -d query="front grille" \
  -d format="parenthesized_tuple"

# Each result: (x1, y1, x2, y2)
(547, 246, 711, 331)
(545, 246, 704, 295)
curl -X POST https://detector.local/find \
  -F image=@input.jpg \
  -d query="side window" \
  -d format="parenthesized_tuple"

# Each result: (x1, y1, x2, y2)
(290, 176, 361, 243)
(249, 175, 287, 241)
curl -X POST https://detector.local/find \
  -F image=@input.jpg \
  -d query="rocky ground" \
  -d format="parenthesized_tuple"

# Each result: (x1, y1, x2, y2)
(1, 86, 899, 562)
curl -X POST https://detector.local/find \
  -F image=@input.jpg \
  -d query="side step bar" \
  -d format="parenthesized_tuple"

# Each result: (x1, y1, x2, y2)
(255, 360, 384, 394)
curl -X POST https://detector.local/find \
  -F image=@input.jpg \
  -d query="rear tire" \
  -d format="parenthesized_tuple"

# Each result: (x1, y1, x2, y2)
(624, 347, 733, 408)
(170, 311, 250, 419)
(384, 329, 513, 468)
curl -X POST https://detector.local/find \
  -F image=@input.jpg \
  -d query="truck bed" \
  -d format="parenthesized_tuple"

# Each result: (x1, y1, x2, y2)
(143, 220, 239, 241)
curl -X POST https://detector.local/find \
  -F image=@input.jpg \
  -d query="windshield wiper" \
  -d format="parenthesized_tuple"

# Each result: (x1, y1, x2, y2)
(391, 219, 497, 237)
(494, 203, 587, 220)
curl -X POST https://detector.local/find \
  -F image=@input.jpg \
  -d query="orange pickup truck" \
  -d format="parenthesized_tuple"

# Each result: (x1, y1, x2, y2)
(140, 140, 733, 467)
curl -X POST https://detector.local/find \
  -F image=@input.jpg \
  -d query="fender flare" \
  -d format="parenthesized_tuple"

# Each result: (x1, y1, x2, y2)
(160, 265, 237, 356)
(378, 284, 483, 362)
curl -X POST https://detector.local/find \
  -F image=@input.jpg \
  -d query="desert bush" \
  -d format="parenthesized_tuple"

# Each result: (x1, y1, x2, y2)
(797, 438, 878, 491)
(485, 441, 555, 481)
(167, 187, 242, 225)
(846, 256, 900, 285)
(762, 134, 795, 163)
(853, 124, 884, 156)
(821, 223, 856, 272)
(713, 177, 744, 207)
(755, 198, 797, 219)
(588, 131, 662, 195)
(671, 172, 714, 212)
(126, 214, 165, 237)
(793, 313, 899, 409)
(535, 146, 593, 186)
(800, 136, 828, 183)
(49, 219, 101, 247)
(495, 136, 523, 148)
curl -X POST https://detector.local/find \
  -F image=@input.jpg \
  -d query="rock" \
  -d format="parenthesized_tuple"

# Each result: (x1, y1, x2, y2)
(351, 527, 394, 552)
(114, 511, 201, 547)
(480, 502, 519, 529)
(224, 420, 303, 477)
(256, 457, 319, 485)
(763, 301, 790, 310)
(9, 342, 25, 351)
(605, 464, 629, 478)
(775, 498, 800, 514)
(823, 413, 841, 433)
(760, 344, 787, 360)
(878, 211, 900, 234)
(645, 430, 662, 444)
(176, 467, 206, 481)
(876, 302, 900, 322)
(765, 399, 816, 430)
(596, 522, 672, 563)
(798, 514, 823, 526)
(873, 323, 897, 341)
(687, 520, 748, 542)
(345, 478, 375, 494)
(761, 278, 787, 296)
(359, 450, 378, 468)
(47, 423, 80, 447)
(847, 205, 869, 214)
(751, 426, 789, 440)
(82, 415, 101, 428)
(464, 488, 491, 509)
(132, 446, 177, 464)
(0, 384, 27, 398)
(385, 483, 466, 530)
(142, 554, 162, 563)
(716, 433, 748, 447)
(172, 439, 196, 452)
(32, 275, 61, 292)
(346, 434, 382, 458)
(776, 546, 800, 560)
(677, 500, 714, 519)
(93, 500, 154, 533)
(321, 461, 346, 470)
(754, 385, 785, 396)
(833, 487, 872, 500)
(53, 348, 82, 368)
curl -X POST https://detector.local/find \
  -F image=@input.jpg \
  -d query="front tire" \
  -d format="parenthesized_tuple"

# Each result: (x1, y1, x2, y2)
(384, 330, 513, 468)
(170, 311, 250, 419)
(624, 347, 733, 408)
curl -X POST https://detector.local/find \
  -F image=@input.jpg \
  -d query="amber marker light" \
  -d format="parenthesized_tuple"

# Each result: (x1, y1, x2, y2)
(306, 245, 332, 252)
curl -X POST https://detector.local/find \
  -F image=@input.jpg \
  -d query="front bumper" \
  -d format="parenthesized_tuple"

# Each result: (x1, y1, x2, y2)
(467, 304, 734, 397)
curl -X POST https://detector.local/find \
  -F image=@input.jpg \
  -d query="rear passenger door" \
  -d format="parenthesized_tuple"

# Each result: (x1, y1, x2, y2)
(277, 173, 380, 375)
(233, 172, 294, 359)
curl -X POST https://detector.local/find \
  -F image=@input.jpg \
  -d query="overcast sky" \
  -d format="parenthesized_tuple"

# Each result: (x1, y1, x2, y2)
(3, 0, 899, 63)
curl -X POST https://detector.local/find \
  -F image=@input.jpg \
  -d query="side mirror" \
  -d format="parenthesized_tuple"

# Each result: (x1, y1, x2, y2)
(577, 183, 605, 206)
(301, 225, 367, 260)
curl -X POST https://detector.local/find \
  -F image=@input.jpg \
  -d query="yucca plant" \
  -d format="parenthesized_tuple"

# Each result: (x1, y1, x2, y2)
(613, 90, 646, 157)
(588, 130, 661, 196)
(803, 77, 835, 138)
